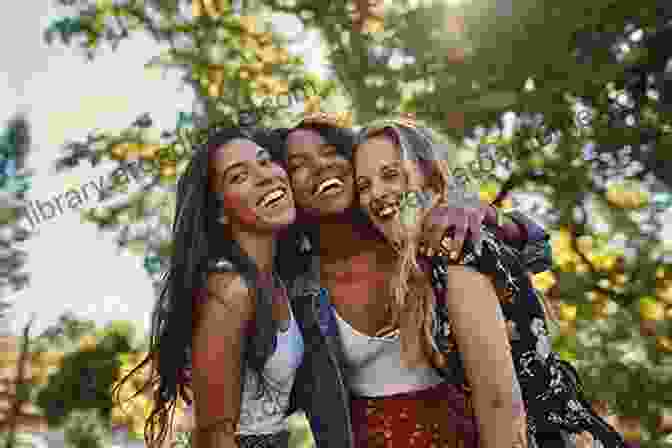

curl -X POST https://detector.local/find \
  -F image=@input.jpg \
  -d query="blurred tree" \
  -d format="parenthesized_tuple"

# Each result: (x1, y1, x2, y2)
(63, 409, 108, 448)
(34, 315, 137, 430)
(42, 0, 672, 446)
(0, 114, 33, 323)
(3, 316, 35, 448)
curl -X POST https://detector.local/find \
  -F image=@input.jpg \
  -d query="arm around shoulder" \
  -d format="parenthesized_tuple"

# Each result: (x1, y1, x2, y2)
(191, 272, 253, 448)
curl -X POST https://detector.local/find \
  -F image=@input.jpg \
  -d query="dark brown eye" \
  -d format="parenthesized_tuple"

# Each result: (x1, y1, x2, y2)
(230, 172, 247, 184)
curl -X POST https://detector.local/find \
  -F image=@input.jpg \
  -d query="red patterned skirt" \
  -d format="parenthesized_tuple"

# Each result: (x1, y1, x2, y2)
(350, 382, 480, 448)
(351, 381, 529, 448)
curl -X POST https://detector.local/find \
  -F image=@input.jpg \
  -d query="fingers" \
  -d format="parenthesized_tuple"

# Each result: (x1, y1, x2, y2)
(419, 206, 467, 260)
(426, 212, 450, 258)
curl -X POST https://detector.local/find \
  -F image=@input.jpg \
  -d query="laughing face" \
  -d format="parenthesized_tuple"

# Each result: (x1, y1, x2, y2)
(285, 128, 356, 217)
(210, 138, 296, 233)
(354, 133, 430, 241)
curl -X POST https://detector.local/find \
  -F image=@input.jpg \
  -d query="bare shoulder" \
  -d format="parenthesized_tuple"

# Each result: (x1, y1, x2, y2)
(201, 271, 254, 317)
(444, 264, 486, 280)
(442, 264, 495, 293)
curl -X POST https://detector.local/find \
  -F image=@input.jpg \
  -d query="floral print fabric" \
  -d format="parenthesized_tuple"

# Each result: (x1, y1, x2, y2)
(428, 227, 625, 447)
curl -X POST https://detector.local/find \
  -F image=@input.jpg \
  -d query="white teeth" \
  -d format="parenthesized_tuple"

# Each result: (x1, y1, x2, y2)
(377, 206, 397, 218)
(316, 178, 344, 195)
(262, 189, 285, 207)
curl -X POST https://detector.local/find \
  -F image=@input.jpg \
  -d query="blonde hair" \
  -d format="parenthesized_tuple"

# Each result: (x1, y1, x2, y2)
(357, 119, 471, 366)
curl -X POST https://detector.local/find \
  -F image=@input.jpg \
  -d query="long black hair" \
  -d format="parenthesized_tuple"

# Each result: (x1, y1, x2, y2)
(113, 125, 287, 447)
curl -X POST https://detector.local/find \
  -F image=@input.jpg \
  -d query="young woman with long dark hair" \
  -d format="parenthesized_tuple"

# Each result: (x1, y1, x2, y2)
(114, 125, 309, 448)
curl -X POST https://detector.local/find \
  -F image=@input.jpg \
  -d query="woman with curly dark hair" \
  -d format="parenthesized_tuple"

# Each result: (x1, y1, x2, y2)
(114, 125, 308, 448)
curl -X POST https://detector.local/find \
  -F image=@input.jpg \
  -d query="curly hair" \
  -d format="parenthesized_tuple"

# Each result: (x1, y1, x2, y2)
(113, 126, 288, 447)
(271, 121, 378, 282)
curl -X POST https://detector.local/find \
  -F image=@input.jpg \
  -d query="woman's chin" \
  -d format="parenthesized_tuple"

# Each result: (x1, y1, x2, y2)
(252, 208, 297, 232)
(371, 218, 402, 245)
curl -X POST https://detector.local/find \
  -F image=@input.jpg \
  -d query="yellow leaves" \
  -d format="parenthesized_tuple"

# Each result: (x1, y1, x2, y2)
(531, 271, 556, 293)
(478, 182, 499, 203)
(206, 66, 225, 98)
(304, 96, 322, 114)
(160, 164, 177, 179)
(362, 17, 384, 34)
(241, 35, 260, 51)
(255, 76, 289, 96)
(592, 254, 617, 271)
(111, 143, 129, 160)
(334, 111, 354, 128)
(239, 15, 258, 35)
(351, 0, 385, 34)
(192, 0, 228, 19)
(656, 336, 672, 353)
(551, 229, 583, 271)
(558, 302, 577, 321)
(258, 45, 283, 65)
(140, 143, 160, 160)
(639, 296, 665, 321)
(591, 300, 610, 320)
(78, 334, 98, 351)
(606, 182, 650, 209)
(242, 61, 264, 74)
(656, 283, 672, 305)
(576, 235, 593, 254)
(110, 142, 154, 161)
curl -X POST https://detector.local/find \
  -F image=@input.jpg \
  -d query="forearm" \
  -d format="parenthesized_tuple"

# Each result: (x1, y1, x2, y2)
(465, 340, 516, 448)
(470, 382, 514, 448)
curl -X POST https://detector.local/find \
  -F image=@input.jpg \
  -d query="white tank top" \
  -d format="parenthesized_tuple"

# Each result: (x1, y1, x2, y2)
(237, 304, 304, 435)
(334, 309, 443, 397)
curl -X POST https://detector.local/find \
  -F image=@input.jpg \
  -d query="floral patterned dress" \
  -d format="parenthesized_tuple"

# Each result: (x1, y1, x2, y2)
(428, 227, 626, 448)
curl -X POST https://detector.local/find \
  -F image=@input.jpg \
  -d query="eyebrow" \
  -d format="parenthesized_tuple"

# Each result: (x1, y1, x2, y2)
(221, 149, 269, 178)
(356, 162, 401, 184)
(288, 143, 333, 160)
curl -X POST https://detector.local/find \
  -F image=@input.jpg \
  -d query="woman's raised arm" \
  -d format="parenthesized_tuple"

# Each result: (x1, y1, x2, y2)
(191, 272, 253, 448)
(441, 265, 516, 448)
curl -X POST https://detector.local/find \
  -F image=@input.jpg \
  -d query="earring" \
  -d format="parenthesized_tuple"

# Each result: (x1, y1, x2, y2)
(218, 215, 229, 225)
(298, 234, 312, 254)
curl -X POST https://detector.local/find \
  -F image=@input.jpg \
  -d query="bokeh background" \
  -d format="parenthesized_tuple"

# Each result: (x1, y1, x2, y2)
(1, 0, 672, 447)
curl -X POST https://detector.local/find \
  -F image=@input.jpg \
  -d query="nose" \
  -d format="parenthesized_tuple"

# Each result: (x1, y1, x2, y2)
(315, 153, 338, 174)
(369, 179, 388, 203)
(252, 163, 277, 187)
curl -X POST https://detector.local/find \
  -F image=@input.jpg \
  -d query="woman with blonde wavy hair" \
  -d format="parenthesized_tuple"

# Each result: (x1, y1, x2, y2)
(353, 116, 520, 447)
(351, 116, 626, 448)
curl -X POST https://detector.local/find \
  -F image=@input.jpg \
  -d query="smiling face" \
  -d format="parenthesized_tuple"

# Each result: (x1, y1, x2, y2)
(284, 128, 355, 217)
(354, 134, 411, 240)
(210, 138, 295, 233)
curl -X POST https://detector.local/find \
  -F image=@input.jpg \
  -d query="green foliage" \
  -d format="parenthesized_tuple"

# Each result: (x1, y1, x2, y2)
(63, 409, 109, 448)
(43, 0, 672, 445)
(34, 317, 138, 428)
